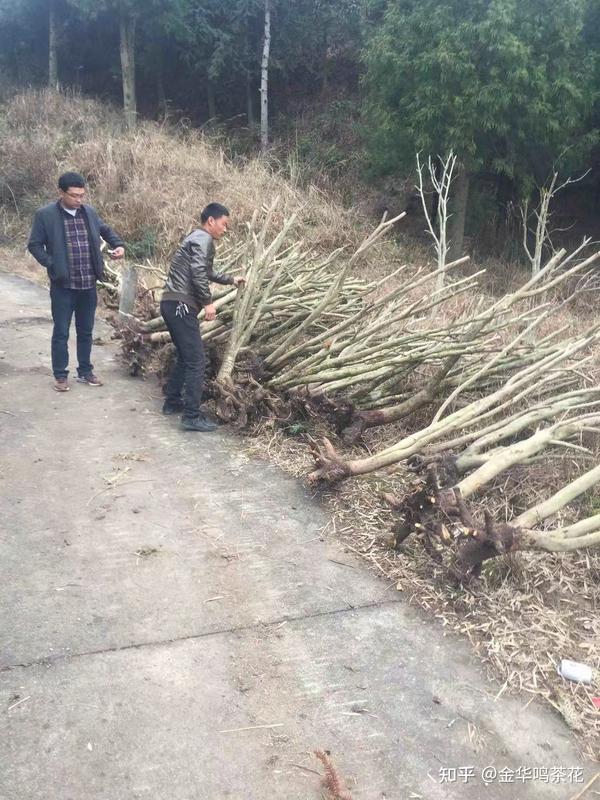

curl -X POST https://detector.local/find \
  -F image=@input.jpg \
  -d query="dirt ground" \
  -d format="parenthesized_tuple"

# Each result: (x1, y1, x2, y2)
(0, 270, 597, 799)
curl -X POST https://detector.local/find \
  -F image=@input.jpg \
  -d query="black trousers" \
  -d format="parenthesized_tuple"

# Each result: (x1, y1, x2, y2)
(160, 300, 205, 420)
(50, 284, 97, 379)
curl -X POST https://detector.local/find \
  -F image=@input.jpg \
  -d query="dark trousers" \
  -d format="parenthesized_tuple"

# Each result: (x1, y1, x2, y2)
(160, 300, 205, 420)
(50, 284, 97, 379)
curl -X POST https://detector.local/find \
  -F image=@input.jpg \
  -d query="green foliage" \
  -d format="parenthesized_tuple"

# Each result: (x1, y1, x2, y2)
(67, 0, 175, 19)
(284, 421, 308, 436)
(271, 0, 364, 81)
(0, 0, 55, 83)
(363, 0, 598, 192)
(295, 137, 348, 176)
(125, 227, 158, 260)
(171, 0, 263, 82)
(0, 0, 364, 124)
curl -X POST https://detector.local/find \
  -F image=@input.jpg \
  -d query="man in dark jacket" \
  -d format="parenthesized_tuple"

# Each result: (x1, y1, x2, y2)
(28, 172, 125, 392)
(160, 202, 244, 432)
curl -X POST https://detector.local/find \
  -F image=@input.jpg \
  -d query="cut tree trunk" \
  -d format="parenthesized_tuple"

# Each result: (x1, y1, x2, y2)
(512, 463, 600, 530)
(516, 525, 600, 552)
(308, 330, 598, 484)
(455, 414, 600, 499)
(341, 350, 467, 442)
(119, 12, 137, 131)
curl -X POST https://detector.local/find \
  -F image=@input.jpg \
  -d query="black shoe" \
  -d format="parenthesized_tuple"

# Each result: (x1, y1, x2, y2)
(162, 399, 184, 415)
(181, 415, 218, 432)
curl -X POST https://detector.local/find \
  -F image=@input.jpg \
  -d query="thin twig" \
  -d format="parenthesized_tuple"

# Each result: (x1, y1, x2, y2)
(568, 772, 599, 800)
(288, 762, 323, 776)
(8, 696, 31, 711)
(219, 723, 284, 733)
(85, 479, 155, 507)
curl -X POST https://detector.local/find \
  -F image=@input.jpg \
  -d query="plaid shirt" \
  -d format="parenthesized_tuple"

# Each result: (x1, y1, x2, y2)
(62, 207, 96, 290)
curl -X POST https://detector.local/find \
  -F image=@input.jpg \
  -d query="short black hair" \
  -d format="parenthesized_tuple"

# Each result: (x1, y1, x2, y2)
(201, 202, 229, 223)
(58, 172, 86, 192)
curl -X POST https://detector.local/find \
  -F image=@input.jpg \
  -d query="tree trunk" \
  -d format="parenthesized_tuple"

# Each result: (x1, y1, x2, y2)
(155, 48, 167, 117)
(246, 70, 255, 128)
(156, 72, 167, 116)
(119, 12, 137, 130)
(341, 350, 464, 442)
(431, 156, 443, 228)
(448, 167, 470, 261)
(320, 29, 329, 96)
(245, 23, 256, 129)
(207, 78, 217, 121)
(49, 0, 59, 90)
(260, 0, 271, 153)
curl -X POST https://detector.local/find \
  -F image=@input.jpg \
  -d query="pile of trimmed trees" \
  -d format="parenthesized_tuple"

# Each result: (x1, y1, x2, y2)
(115, 204, 600, 580)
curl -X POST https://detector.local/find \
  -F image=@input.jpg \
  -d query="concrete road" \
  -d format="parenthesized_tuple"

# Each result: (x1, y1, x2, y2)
(0, 272, 592, 799)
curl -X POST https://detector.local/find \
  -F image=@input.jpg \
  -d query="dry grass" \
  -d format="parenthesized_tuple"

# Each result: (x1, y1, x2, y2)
(0, 89, 392, 269)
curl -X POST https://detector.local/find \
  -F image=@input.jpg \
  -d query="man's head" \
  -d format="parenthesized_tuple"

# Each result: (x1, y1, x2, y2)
(200, 202, 230, 240)
(58, 172, 86, 211)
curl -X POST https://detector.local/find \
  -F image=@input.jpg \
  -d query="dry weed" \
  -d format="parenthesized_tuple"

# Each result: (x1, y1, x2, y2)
(0, 89, 393, 270)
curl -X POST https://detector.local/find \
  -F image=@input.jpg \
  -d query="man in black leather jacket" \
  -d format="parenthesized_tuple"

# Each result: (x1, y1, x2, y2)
(160, 202, 244, 431)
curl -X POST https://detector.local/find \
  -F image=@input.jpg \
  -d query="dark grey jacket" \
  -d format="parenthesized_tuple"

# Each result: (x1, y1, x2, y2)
(161, 228, 233, 311)
(28, 201, 124, 287)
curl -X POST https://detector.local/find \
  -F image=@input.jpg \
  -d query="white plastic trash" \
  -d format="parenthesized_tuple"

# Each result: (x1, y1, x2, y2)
(558, 659, 593, 685)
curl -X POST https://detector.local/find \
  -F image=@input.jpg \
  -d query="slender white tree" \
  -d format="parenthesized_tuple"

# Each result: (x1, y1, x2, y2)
(416, 152, 457, 293)
(260, 0, 271, 152)
(521, 170, 590, 276)
(49, 0, 60, 90)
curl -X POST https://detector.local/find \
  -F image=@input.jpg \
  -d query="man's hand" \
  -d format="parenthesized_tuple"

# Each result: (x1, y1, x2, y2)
(233, 275, 246, 288)
(109, 247, 125, 260)
(204, 303, 217, 321)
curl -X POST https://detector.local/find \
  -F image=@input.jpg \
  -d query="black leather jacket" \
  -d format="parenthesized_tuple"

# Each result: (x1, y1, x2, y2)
(161, 228, 233, 310)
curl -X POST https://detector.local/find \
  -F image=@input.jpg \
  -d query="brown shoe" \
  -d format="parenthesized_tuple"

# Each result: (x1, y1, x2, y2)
(54, 377, 70, 392)
(76, 373, 103, 386)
